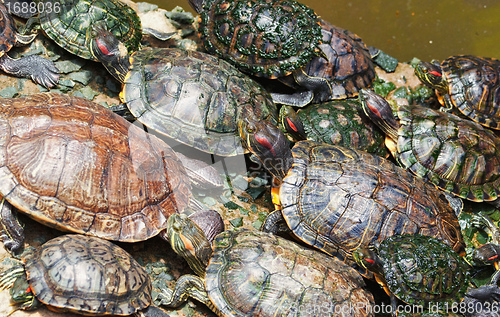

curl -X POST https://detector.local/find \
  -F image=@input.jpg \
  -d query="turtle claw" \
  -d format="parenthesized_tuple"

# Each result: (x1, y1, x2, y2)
(0, 54, 59, 88)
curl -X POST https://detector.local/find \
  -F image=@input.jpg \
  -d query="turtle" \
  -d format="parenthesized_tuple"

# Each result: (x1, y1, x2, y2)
(414, 55, 500, 129)
(22, 0, 142, 61)
(0, 234, 169, 316)
(0, 93, 224, 254)
(359, 88, 500, 202)
(0, 1, 58, 88)
(157, 213, 376, 317)
(237, 110, 465, 277)
(271, 18, 376, 107)
(86, 24, 278, 157)
(278, 99, 388, 157)
(187, 0, 324, 79)
(353, 234, 471, 315)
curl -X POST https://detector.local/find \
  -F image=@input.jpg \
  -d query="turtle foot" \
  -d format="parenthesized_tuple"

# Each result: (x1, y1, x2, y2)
(0, 54, 59, 88)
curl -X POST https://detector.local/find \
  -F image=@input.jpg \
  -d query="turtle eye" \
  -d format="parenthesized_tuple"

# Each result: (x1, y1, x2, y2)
(246, 122, 256, 133)
(173, 222, 182, 232)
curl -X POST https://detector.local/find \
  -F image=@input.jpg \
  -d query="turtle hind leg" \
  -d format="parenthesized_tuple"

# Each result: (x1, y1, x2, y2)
(0, 198, 24, 254)
(156, 274, 215, 311)
(0, 54, 59, 88)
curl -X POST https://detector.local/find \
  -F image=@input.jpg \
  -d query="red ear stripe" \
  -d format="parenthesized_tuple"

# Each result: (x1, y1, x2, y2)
(429, 70, 442, 77)
(488, 254, 499, 261)
(96, 39, 111, 56)
(367, 102, 382, 119)
(286, 117, 298, 132)
(254, 134, 277, 157)
(365, 258, 375, 265)
(26, 286, 31, 294)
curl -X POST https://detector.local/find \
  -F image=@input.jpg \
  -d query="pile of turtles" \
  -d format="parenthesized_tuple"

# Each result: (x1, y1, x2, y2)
(0, 0, 499, 316)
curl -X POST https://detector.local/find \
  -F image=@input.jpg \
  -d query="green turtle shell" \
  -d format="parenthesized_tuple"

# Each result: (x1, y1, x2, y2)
(198, 0, 322, 78)
(293, 99, 388, 157)
(441, 55, 500, 129)
(39, 0, 141, 60)
(205, 229, 375, 317)
(378, 234, 470, 307)
(279, 140, 465, 276)
(23, 234, 151, 315)
(122, 48, 278, 156)
(396, 104, 500, 202)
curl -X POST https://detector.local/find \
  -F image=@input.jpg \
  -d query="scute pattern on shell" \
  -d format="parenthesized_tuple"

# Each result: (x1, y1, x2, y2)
(206, 229, 375, 317)
(40, 0, 142, 60)
(378, 234, 470, 307)
(23, 234, 151, 315)
(397, 104, 500, 201)
(123, 48, 278, 156)
(0, 2, 17, 55)
(303, 19, 376, 102)
(279, 141, 464, 274)
(441, 55, 500, 129)
(199, 0, 322, 78)
(0, 93, 191, 242)
(297, 99, 387, 157)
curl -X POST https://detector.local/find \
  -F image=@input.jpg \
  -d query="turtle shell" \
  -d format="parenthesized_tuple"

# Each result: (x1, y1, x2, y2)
(198, 0, 322, 78)
(39, 0, 141, 60)
(378, 234, 470, 307)
(279, 140, 465, 275)
(23, 234, 151, 315)
(0, 93, 191, 242)
(441, 55, 500, 129)
(123, 48, 278, 156)
(292, 99, 388, 157)
(300, 19, 376, 102)
(0, 2, 17, 55)
(206, 229, 375, 317)
(396, 104, 500, 202)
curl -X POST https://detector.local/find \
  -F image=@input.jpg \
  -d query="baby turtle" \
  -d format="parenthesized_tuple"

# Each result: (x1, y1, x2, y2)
(0, 234, 168, 316)
(238, 111, 465, 277)
(359, 88, 500, 202)
(0, 1, 58, 87)
(415, 55, 500, 129)
(158, 214, 375, 317)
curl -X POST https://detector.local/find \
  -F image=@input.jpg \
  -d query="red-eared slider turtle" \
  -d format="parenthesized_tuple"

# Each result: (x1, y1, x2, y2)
(22, 0, 142, 60)
(0, 234, 168, 316)
(271, 18, 376, 106)
(0, 93, 223, 253)
(0, 1, 58, 87)
(415, 55, 500, 129)
(279, 99, 388, 157)
(158, 214, 375, 317)
(187, 0, 324, 79)
(87, 24, 278, 156)
(353, 234, 471, 315)
(359, 88, 500, 202)
(238, 112, 465, 277)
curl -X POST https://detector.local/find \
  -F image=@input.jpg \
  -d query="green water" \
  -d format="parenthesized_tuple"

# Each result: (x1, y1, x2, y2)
(142, 0, 500, 62)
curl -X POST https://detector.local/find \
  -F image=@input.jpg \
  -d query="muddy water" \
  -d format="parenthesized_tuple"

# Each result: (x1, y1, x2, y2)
(144, 0, 500, 62)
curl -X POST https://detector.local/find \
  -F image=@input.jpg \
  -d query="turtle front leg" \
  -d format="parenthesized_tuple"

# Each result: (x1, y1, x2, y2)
(0, 54, 59, 88)
(261, 210, 291, 234)
(0, 198, 24, 254)
(156, 274, 215, 312)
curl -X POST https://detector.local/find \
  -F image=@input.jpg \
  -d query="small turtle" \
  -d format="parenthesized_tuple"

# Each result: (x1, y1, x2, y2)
(22, 0, 142, 60)
(271, 18, 376, 106)
(157, 214, 375, 317)
(187, 0, 324, 79)
(359, 88, 500, 202)
(415, 55, 500, 129)
(279, 99, 388, 157)
(0, 1, 58, 88)
(0, 234, 168, 316)
(87, 24, 278, 156)
(238, 111, 465, 277)
(353, 234, 471, 315)
(0, 93, 223, 254)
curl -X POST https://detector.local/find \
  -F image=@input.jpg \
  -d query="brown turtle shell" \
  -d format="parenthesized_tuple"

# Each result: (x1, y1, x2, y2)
(0, 93, 191, 242)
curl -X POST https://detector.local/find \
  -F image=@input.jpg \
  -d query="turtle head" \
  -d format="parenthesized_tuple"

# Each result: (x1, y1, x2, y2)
(166, 214, 214, 277)
(358, 89, 399, 153)
(239, 106, 292, 182)
(353, 247, 384, 276)
(0, 266, 41, 312)
(279, 105, 307, 141)
(86, 24, 130, 84)
(414, 61, 448, 92)
(473, 243, 500, 268)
